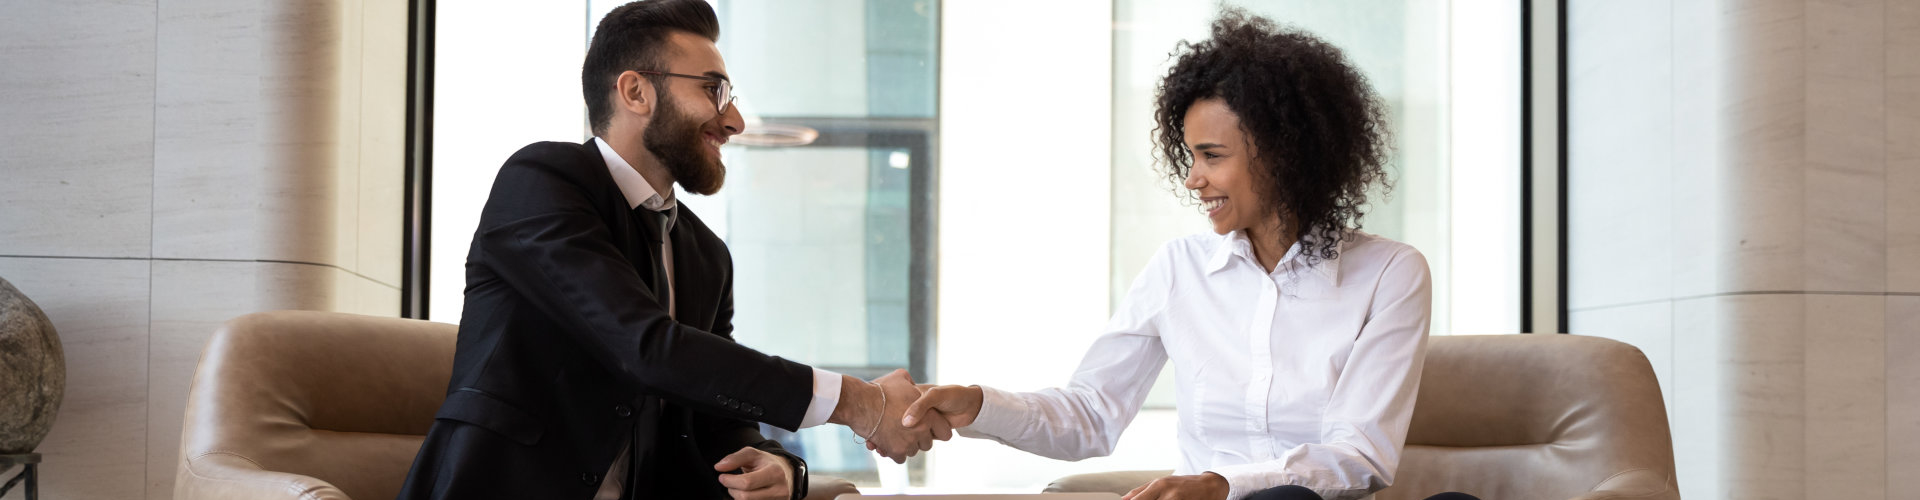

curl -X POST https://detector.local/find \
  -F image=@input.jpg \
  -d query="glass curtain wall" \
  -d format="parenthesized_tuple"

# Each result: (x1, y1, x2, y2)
(1108, 0, 1521, 406)
(432, 0, 1515, 491)
(435, 0, 938, 486)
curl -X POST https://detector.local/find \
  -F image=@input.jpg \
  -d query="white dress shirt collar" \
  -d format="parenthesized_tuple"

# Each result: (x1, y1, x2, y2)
(1205, 230, 1343, 286)
(593, 136, 678, 212)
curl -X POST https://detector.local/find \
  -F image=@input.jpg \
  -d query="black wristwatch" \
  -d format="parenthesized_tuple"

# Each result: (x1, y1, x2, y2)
(775, 450, 808, 500)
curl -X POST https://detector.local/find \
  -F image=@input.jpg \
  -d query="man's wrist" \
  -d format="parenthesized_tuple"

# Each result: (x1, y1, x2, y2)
(777, 451, 807, 500)
(827, 374, 875, 428)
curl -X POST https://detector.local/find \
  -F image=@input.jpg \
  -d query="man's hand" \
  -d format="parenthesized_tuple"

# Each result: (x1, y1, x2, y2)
(713, 447, 793, 500)
(1122, 473, 1231, 500)
(901, 384, 984, 430)
(867, 369, 945, 463)
(827, 369, 949, 464)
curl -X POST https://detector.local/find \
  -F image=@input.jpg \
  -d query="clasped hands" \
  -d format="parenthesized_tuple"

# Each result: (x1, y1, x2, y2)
(827, 369, 985, 463)
(827, 371, 1228, 500)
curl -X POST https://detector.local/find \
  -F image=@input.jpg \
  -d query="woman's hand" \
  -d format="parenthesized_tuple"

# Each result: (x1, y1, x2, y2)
(1122, 473, 1231, 500)
(901, 384, 984, 431)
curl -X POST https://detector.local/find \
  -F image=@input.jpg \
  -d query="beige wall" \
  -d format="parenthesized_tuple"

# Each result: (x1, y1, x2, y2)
(0, 1, 407, 498)
(1568, 0, 1918, 498)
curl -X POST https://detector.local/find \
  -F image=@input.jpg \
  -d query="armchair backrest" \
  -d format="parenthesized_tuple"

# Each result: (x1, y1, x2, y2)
(175, 310, 455, 500)
(1377, 334, 1679, 500)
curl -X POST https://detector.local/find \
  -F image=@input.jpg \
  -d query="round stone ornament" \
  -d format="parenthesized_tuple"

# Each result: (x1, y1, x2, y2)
(0, 276, 63, 455)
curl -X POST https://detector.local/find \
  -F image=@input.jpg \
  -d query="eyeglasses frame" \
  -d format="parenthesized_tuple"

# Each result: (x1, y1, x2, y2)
(633, 70, 737, 114)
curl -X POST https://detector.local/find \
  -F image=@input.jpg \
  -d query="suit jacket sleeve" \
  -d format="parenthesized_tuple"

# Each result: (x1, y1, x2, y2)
(473, 142, 815, 430)
(691, 261, 785, 458)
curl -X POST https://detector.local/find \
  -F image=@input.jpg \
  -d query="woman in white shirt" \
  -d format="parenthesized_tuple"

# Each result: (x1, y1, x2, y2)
(899, 10, 1476, 500)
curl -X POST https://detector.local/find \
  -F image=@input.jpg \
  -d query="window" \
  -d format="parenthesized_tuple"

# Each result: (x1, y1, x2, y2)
(431, 0, 938, 486)
(424, 0, 1523, 492)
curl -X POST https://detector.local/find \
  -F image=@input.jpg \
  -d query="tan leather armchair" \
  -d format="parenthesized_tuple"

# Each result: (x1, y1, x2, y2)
(174, 310, 858, 500)
(1044, 334, 1680, 500)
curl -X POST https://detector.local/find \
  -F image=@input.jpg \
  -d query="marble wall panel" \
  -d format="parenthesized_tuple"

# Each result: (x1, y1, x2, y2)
(330, 0, 366, 274)
(255, 2, 348, 269)
(1887, 296, 1920, 496)
(1670, 0, 1724, 300)
(1717, 0, 1808, 294)
(1888, 0, 1920, 293)
(356, 0, 411, 288)
(1803, 0, 1887, 293)
(1670, 296, 1724, 500)
(0, 257, 151, 499)
(1566, 0, 1675, 310)
(1717, 294, 1807, 498)
(0, 1, 156, 259)
(153, 0, 265, 261)
(1801, 294, 1885, 499)
(338, 269, 402, 318)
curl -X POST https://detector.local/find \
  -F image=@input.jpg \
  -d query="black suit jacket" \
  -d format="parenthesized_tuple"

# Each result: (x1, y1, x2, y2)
(396, 141, 816, 500)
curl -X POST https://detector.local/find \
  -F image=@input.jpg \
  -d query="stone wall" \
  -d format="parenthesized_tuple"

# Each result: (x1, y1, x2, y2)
(1567, 0, 1919, 497)
(0, 1, 407, 498)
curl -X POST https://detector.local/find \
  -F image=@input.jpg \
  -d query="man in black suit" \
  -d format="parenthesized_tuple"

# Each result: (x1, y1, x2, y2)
(395, 1, 946, 499)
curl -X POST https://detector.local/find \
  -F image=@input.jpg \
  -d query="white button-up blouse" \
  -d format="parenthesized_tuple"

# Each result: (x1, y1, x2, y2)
(959, 230, 1432, 500)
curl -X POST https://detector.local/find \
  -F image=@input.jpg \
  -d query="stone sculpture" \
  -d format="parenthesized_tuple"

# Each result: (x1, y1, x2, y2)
(0, 277, 63, 455)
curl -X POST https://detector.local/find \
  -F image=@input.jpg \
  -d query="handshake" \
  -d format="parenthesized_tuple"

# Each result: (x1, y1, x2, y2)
(826, 369, 984, 463)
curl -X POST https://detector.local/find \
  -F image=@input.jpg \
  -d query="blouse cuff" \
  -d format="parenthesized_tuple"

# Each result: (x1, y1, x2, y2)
(1206, 462, 1283, 500)
(956, 385, 1029, 440)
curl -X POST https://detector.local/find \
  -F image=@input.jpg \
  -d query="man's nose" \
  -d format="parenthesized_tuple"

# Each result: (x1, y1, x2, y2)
(720, 103, 745, 136)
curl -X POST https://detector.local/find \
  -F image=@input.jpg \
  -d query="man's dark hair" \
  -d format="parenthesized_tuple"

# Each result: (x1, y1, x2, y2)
(1152, 8, 1393, 267)
(583, 0, 721, 136)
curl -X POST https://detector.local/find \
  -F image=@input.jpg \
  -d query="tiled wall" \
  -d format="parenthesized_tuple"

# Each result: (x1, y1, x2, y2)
(0, 1, 406, 499)
(1568, 0, 1918, 498)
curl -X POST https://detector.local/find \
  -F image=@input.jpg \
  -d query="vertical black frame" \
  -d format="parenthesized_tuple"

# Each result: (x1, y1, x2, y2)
(1521, 0, 1535, 332)
(1555, 0, 1569, 334)
(401, 0, 435, 319)
(1520, 0, 1571, 333)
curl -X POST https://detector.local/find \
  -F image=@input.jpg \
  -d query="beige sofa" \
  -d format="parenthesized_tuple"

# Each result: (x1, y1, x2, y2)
(1045, 334, 1680, 500)
(173, 310, 857, 500)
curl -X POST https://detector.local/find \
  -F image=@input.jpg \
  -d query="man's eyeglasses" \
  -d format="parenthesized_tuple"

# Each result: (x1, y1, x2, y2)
(635, 70, 737, 114)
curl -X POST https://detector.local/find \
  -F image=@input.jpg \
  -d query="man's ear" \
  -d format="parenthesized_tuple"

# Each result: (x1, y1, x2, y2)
(615, 70, 654, 118)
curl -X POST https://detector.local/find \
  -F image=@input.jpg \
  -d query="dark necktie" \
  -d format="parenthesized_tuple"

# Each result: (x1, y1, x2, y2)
(633, 205, 673, 309)
(624, 204, 674, 500)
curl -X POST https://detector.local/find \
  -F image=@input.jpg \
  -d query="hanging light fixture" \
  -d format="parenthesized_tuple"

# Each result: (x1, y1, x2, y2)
(730, 99, 819, 147)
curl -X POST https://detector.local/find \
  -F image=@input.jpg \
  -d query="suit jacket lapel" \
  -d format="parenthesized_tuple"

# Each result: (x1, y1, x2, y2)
(667, 220, 709, 331)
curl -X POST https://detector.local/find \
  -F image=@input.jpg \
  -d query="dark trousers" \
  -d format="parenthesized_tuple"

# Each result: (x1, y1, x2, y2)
(1245, 485, 1481, 500)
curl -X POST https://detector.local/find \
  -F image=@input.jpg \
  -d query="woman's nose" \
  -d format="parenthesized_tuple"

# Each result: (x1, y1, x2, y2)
(1183, 170, 1204, 190)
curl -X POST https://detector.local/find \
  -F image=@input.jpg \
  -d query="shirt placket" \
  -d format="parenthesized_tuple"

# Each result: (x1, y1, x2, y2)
(1245, 270, 1279, 460)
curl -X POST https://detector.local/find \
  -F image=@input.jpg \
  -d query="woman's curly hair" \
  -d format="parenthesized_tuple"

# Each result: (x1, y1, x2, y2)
(1153, 8, 1393, 267)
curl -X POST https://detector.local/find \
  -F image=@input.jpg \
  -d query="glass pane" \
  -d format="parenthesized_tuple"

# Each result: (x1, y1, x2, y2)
(1111, 0, 1506, 406)
(585, 0, 942, 487)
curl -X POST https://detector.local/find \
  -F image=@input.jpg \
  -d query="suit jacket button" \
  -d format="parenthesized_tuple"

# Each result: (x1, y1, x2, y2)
(614, 404, 632, 418)
(580, 473, 599, 485)
(751, 407, 764, 417)
(728, 400, 741, 410)
(715, 394, 728, 404)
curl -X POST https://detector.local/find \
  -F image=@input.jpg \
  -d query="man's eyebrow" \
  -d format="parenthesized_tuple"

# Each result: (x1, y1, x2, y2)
(704, 71, 730, 82)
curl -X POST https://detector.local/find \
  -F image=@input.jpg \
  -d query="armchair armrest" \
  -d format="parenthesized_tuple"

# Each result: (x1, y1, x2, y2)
(807, 474, 859, 500)
(175, 452, 349, 500)
(1045, 470, 1176, 495)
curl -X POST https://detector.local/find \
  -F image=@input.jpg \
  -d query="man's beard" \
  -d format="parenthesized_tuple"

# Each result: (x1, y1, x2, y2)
(643, 93, 726, 195)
